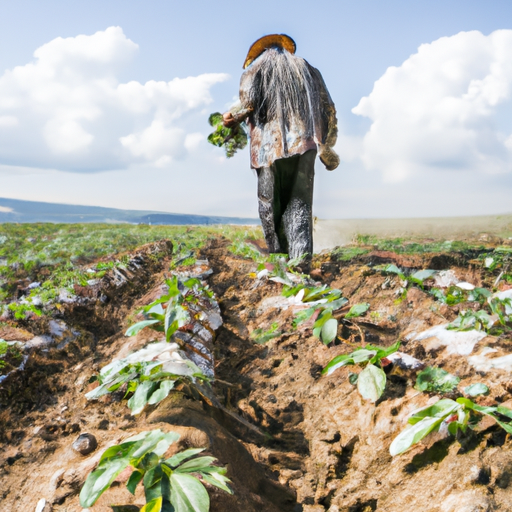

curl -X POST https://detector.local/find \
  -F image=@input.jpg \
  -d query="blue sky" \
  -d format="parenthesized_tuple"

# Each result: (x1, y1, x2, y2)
(0, 0, 511, 218)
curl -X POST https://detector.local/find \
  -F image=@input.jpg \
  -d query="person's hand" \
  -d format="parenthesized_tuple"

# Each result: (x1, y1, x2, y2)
(223, 112, 236, 128)
(318, 145, 340, 171)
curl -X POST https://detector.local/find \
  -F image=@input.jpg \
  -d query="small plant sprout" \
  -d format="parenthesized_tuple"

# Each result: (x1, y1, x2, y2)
(446, 295, 512, 334)
(414, 367, 460, 394)
(255, 253, 306, 286)
(344, 303, 370, 319)
(390, 397, 512, 456)
(79, 429, 232, 511)
(250, 322, 281, 344)
(288, 284, 348, 344)
(125, 276, 215, 342)
(322, 341, 400, 402)
(376, 264, 436, 301)
(464, 383, 489, 397)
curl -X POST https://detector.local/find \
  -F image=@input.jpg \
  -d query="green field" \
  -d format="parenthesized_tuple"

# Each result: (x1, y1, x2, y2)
(0, 223, 261, 320)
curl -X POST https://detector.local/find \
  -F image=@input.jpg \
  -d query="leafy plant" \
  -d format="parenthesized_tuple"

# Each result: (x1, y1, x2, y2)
(322, 341, 401, 402)
(464, 383, 489, 396)
(447, 309, 494, 332)
(79, 429, 232, 511)
(481, 246, 512, 272)
(289, 284, 348, 344)
(8, 301, 42, 320)
(229, 240, 263, 261)
(86, 341, 209, 415)
(254, 253, 307, 285)
(126, 276, 215, 342)
(376, 264, 436, 301)
(489, 296, 512, 326)
(250, 322, 281, 344)
(390, 397, 512, 456)
(344, 303, 370, 319)
(430, 285, 491, 306)
(414, 367, 460, 393)
(207, 112, 248, 158)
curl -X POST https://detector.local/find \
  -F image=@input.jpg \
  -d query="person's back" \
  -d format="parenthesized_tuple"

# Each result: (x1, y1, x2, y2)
(223, 35, 339, 263)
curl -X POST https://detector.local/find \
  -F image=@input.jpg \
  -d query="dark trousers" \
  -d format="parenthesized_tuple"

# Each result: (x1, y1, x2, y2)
(256, 149, 316, 260)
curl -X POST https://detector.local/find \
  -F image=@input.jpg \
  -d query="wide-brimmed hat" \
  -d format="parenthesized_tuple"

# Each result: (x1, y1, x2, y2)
(243, 34, 296, 69)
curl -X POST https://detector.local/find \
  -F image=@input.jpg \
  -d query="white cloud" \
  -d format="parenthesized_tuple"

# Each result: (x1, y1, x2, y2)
(352, 29, 512, 182)
(0, 26, 228, 171)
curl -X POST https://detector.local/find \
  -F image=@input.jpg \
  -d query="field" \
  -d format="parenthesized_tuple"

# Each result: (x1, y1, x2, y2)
(1, 222, 512, 511)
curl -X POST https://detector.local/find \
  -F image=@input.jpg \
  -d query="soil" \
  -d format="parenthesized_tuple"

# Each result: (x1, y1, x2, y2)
(1, 235, 512, 512)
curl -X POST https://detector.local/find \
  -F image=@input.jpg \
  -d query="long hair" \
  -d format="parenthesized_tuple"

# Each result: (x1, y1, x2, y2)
(246, 47, 320, 137)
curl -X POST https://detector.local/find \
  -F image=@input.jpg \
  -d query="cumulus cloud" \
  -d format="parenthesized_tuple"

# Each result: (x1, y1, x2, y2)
(352, 29, 512, 182)
(0, 26, 228, 171)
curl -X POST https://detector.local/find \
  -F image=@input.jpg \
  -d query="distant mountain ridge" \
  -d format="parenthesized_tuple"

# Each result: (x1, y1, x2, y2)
(0, 197, 258, 225)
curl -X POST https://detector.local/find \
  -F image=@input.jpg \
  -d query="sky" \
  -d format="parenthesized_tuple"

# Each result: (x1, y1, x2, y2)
(0, 0, 512, 219)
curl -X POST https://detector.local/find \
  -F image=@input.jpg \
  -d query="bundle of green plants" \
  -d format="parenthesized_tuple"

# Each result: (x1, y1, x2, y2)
(207, 113, 248, 158)
(390, 396, 512, 456)
(79, 429, 232, 511)
(322, 341, 400, 402)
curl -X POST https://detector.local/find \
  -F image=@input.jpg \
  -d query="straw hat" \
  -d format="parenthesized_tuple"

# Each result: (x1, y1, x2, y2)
(243, 34, 296, 69)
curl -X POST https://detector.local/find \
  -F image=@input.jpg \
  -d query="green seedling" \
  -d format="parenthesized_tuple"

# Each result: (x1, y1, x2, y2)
(376, 264, 436, 301)
(489, 296, 512, 326)
(322, 341, 401, 402)
(86, 344, 209, 415)
(431, 285, 491, 306)
(390, 397, 512, 456)
(289, 284, 348, 344)
(125, 276, 215, 342)
(79, 429, 232, 511)
(344, 303, 370, 319)
(464, 383, 489, 397)
(414, 367, 460, 393)
(258, 253, 306, 284)
(447, 295, 512, 334)
(481, 246, 512, 272)
(250, 322, 281, 344)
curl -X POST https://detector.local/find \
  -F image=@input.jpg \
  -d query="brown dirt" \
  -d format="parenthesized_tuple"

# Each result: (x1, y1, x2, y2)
(1, 235, 512, 512)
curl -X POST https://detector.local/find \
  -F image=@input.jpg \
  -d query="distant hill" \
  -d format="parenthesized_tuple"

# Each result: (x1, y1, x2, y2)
(0, 197, 258, 225)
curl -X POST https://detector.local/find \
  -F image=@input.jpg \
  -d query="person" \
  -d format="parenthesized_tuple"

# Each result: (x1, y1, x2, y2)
(223, 34, 339, 264)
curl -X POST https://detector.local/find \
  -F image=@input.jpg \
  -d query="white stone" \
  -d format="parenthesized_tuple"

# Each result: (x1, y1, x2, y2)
(456, 281, 475, 291)
(434, 270, 459, 288)
(468, 347, 512, 372)
(412, 324, 486, 355)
